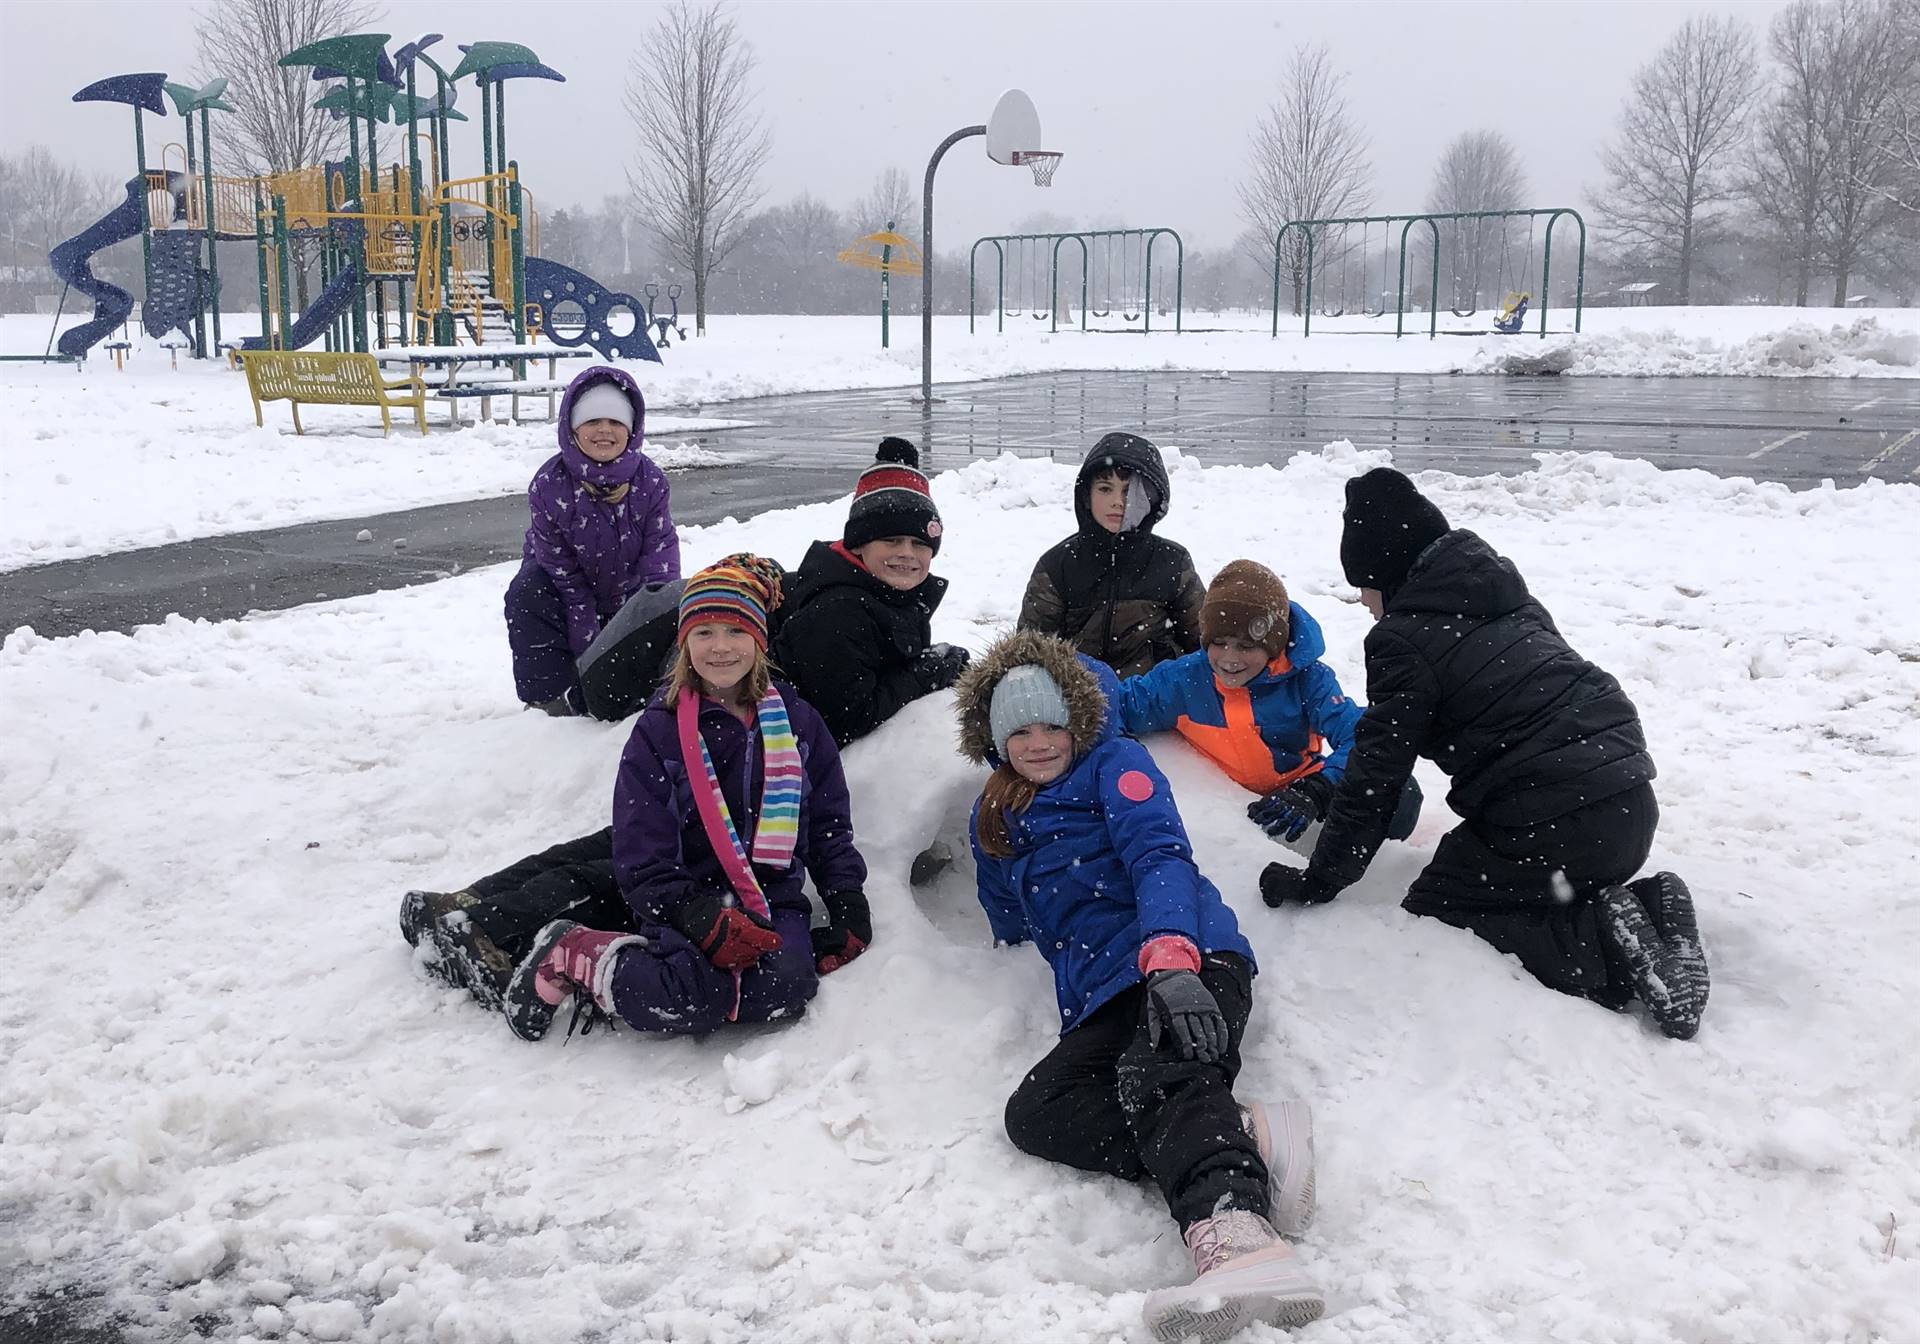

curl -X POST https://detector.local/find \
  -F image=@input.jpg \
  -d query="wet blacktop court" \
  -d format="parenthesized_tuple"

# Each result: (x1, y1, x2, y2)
(3, 370, 1916, 639)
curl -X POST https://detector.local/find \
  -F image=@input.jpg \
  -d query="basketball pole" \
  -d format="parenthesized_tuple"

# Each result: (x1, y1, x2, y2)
(921, 124, 986, 405)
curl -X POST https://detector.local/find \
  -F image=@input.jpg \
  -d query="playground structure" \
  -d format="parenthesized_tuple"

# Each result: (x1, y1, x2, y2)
(968, 228, 1183, 335)
(1270, 208, 1586, 339)
(836, 223, 923, 349)
(46, 34, 659, 367)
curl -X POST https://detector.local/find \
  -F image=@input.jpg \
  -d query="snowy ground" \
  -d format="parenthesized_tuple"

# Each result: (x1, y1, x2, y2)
(2, 307, 1917, 573)
(4, 443, 1918, 1343)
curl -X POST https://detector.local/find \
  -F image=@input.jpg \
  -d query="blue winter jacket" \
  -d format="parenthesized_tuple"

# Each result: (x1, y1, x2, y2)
(1116, 602, 1363, 794)
(971, 658, 1256, 1033)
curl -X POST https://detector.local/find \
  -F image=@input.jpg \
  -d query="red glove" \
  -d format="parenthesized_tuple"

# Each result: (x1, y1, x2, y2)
(810, 889, 873, 975)
(676, 891, 781, 970)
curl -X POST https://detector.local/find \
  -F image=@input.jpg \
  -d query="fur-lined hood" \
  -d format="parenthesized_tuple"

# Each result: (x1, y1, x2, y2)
(955, 629, 1112, 765)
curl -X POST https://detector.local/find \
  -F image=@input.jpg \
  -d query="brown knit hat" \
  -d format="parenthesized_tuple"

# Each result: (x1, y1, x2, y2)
(1201, 560, 1291, 657)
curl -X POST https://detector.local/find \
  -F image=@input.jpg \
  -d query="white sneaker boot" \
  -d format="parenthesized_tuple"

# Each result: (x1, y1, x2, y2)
(1241, 1099, 1316, 1241)
(1141, 1209, 1325, 1343)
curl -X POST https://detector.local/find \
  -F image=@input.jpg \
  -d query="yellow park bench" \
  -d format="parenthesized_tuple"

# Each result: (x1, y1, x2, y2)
(239, 350, 429, 437)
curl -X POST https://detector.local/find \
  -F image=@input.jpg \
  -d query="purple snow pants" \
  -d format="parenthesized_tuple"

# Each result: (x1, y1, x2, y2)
(609, 908, 819, 1036)
(505, 559, 588, 709)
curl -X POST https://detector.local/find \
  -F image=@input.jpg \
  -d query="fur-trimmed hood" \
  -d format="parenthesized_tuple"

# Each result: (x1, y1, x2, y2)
(955, 629, 1112, 766)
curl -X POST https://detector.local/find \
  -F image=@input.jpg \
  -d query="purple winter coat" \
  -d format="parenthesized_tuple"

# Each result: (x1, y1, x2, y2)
(613, 680, 868, 927)
(523, 366, 681, 656)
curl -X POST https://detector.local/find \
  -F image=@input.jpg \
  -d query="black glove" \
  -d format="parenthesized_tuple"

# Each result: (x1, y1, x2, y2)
(1142, 970, 1228, 1063)
(673, 890, 781, 970)
(914, 643, 970, 692)
(1260, 863, 1337, 908)
(1246, 773, 1335, 843)
(809, 889, 873, 974)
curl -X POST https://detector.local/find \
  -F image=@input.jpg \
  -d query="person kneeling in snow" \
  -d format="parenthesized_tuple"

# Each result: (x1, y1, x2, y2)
(1117, 559, 1422, 847)
(504, 366, 680, 716)
(956, 631, 1325, 1342)
(772, 438, 966, 748)
(403, 557, 872, 1040)
(1261, 467, 1709, 1040)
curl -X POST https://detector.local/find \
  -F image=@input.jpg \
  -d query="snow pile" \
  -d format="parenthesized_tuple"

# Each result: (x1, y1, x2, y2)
(4, 446, 1919, 1343)
(1474, 316, 1920, 378)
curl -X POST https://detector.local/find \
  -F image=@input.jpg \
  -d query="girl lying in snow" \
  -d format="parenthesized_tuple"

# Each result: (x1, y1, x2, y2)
(404, 555, 872, 1041)
(503, 365, 680, 716)
(954, 630, 1325, 1342)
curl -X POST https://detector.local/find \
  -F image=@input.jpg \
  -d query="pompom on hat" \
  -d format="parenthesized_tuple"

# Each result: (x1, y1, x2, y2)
(844, 437, 943, 553)
(677, 553, 785, 649)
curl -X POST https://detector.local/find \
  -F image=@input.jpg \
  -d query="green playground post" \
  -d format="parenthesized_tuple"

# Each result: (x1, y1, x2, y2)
(343, 75, 367, 352)
(132, 108, 152, 319)
(1142, 229, 1183, 334)
(272, 195, 293, 348)
(253, 184, 270, 346)
(479, 79, 498, 299)
(1048, 234, 1090, 333)
(199, 107, 221, 355)
(880, 219, 894, 349)
(509, 161, 527, 347)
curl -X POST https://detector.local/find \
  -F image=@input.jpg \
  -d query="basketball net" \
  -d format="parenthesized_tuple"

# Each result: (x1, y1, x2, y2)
(1012, 151, 1063, 188)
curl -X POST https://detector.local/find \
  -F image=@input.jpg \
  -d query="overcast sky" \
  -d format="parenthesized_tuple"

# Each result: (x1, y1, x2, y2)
(2, 0, 1787, 253)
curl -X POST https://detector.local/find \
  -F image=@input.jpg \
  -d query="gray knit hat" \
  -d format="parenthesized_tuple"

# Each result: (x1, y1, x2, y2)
(989, 663, 1071, 759)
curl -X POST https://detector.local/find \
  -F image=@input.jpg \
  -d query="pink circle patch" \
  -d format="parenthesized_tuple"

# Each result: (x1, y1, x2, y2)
(926, 519, 944, 538)
(1116, 770, 1155, 802)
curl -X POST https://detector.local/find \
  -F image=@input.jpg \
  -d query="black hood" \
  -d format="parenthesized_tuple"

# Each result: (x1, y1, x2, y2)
(1072, 432, 1170, 537)
(1387, 530, 1532, 620)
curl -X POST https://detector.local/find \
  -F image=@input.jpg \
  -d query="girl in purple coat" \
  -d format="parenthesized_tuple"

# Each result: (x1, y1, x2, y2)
(505, 365, 680, 715)
(503, 554, 872, 1042)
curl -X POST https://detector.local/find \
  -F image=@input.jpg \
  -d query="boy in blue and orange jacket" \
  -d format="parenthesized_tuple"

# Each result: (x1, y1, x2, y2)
(1116, 560, 1421, 846)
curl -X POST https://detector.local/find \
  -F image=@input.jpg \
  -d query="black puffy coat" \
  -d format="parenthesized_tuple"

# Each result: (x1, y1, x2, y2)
(772, 540, 948, 747)
(1306, 529, 1656, 894)
(1016, 432, 1204, 679)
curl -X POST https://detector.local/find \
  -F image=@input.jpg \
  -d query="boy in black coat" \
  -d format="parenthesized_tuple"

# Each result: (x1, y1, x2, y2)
(1018, 431, 1205, 679)
(773, 438, 966, 747)
(1261, 468, 1708, 1039)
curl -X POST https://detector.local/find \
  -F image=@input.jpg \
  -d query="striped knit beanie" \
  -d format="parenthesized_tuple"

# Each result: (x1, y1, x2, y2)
(844, 437, 942, 553)
(677, 553, 785, 649)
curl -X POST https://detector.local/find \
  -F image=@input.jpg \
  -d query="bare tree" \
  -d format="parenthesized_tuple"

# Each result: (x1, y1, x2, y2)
(624, 0, 771, 335)
(1239, 44, 1372, 315)
(1596, 14, 1757, 302)
(1815, 0, 1920, 302)
(1424, 130, 1529, 310)
(194, 0, 382, 176)
(850, 168, 916, 235)
(1743, 0, 1827, 304)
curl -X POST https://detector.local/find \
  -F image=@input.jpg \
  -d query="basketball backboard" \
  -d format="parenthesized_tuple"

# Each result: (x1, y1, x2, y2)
(985, 89, 1042, 165)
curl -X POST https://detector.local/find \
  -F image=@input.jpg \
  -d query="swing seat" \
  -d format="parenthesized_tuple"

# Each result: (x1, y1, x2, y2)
(1493, 293, 1530, 334)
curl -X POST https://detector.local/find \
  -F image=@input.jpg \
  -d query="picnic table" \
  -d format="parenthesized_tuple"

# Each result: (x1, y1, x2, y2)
(372, 344, 598, 425)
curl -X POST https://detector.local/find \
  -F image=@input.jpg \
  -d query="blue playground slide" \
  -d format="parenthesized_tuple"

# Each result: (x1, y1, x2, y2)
(238, 262, 361, 352)
(49, 176, 143, 359)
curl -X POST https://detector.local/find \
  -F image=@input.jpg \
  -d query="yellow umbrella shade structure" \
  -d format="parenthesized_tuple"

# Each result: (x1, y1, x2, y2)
(835, 230, 923, 275)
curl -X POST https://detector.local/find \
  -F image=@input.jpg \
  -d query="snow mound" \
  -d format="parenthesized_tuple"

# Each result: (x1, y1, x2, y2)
(2, 448, 1918, 1342)
(1474, 316, 1920, 378)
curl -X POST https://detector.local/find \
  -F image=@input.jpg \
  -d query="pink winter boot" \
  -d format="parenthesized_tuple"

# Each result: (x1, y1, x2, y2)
(504, 920, 645, 1042)
(1141, 1210, 1325, 1343)
(1242, 1099, 1317, 1241)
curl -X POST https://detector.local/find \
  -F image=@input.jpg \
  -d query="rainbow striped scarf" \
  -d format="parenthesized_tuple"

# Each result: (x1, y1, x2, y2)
(676, 686, 803, 918)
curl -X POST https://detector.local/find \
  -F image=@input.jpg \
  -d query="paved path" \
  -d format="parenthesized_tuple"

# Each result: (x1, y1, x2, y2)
(4, 371, 1914, 640)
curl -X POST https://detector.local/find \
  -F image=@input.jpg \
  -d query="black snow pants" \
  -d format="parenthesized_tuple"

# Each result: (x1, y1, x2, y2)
(1002, 951, 1268, 1232)
(463, 827, 630, 964)
(1402, 782, 1659, 1008)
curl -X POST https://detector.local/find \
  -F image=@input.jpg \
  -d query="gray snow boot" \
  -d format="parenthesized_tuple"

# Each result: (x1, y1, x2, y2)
(428, 908, 516, 1012)
(1242, 1099, 1316, 1241)
(1599, 883, 1702, 1041)
(1631, 871, 1709, 1018)
(400, 889, 477, 949)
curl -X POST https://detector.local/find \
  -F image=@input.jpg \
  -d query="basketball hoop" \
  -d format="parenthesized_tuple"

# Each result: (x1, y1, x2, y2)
(1012, 150, 1063, 188)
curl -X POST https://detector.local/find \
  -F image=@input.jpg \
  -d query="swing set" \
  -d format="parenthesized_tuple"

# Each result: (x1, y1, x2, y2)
(1270, 207, 1585, 339)
(968, 227, 1184, 335)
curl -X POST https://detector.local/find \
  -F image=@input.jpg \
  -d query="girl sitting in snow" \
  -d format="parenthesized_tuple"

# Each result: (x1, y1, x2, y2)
(504, 364, 680, 716)
(498, 554, 872, 1042)
(954, 630, 1324, 1342)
